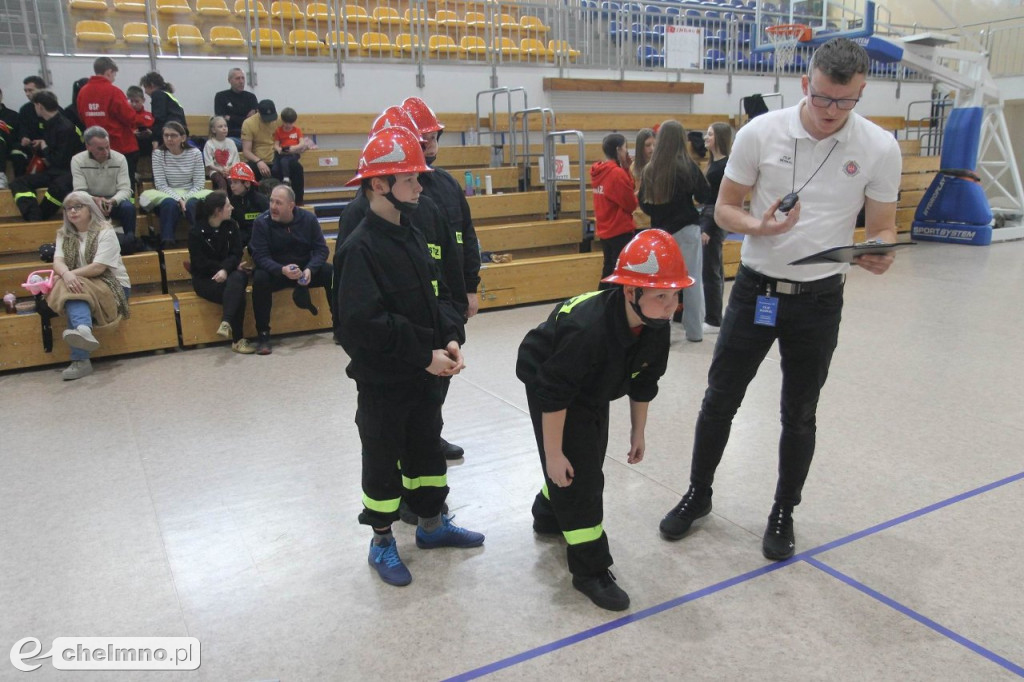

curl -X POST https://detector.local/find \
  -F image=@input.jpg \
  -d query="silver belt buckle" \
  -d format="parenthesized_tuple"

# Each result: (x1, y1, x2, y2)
(776, 280, 799, 295)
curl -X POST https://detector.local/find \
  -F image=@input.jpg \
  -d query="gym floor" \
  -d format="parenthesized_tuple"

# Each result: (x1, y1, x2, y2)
(2, 239, 1022, 681)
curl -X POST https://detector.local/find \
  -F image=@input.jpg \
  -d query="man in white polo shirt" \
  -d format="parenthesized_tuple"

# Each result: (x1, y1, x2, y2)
(659, 37, 902, 560)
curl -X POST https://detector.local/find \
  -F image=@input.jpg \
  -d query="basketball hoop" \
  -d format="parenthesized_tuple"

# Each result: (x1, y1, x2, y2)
(765, 23, 811, 72)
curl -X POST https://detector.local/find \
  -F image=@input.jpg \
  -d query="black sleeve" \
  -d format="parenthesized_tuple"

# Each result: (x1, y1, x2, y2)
(150, 91, 168, 137)
(187, 228, 219, 278)
(221, 222, 243, 272)
(434, 210, 468, 334)
(213, 91, 228, 120)
(627, 333, 669, 403)
(457, 192, 481, 293)
(530, 318, 603, 413)
(46, 121, 80, 171)
(692, 168, 713, 206)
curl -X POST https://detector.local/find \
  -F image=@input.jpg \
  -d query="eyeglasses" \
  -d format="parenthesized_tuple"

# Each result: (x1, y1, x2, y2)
(64, 204, 86, 212)
(808, 89, 860, 111)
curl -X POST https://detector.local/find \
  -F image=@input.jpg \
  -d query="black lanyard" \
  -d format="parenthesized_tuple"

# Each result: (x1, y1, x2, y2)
(791, 138, 840, 195)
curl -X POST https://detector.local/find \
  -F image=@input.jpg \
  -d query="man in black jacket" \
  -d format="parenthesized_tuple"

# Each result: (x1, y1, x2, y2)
(214, 68, 258, 150)
(9, 90, 83, 221)
(10, 75, 47, 178)
(249, 184, 333, 354)
(0, 86, 18, 189)
(335, 127, 483, 588)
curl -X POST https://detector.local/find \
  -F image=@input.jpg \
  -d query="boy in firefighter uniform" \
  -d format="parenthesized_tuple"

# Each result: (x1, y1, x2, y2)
(335, 127, 485, 587)
(517, 230, 692, 611)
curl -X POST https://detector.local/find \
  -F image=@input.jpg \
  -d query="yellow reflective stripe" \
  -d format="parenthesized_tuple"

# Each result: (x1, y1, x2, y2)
(244, 211, 260, 220)
(456, 231, 463, 244)
(541, 483, 550, 500)
(43, 192, 63, 207)
(428, 243, 441, 260)
(402, 473, 448, 490)
(13, 191, 36, 201)
(362, 493, 401, 513)
(557, 290, 603, 317)
(431, 280, 438, 297)
(166, 92, 183, 106)
(562, 524, 604, 545)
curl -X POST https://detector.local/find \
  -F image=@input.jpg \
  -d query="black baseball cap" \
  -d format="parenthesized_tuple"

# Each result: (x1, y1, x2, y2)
(257, 99, 277, 123)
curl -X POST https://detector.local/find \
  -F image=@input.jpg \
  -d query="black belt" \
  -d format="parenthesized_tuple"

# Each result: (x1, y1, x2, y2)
(739, 264, 845, 295)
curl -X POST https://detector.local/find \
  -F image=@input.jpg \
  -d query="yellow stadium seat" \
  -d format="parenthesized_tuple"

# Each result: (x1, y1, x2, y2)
(340, 5, 374, 25)
(460, 35, 488, 58)
(497, 13, 520, 33)
(210, 25, 246, 48)
(157, 0, 193, 16)
(464, 11, 487, 30)
(394, 33, 422, 55)
(519, 15, 549, 35)
(493, 36, 520, 59)
(360, 31, 395, 56)
(271, 1, 303, 20)
(75, 20, 117, 44)
(548, 39, 580, 60)
(305, 2, 334, 21)
(123, 22, 160, 44)
(195, 0, 231, 17)
(520, 37, 551, 60)
(434, 10, 465, 31)
(69, 0, 110, 11)
(234, 0, 268, 19)
(326, 30, 360, 53)
(112, 0, 146, 12)
(167, 24, 205, 46)
(372, 6, 407, 28)
(429, 34, 464, 58)
(404, 8, 436, 29)
(288, 28, 326, 52)
(250, 27, 285, 51)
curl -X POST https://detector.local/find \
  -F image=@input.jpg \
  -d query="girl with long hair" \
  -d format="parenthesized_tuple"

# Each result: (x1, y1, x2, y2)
(631, 127, 655, 186)
(639, 120, 712, 342)
(45, 190, 131, 380)
(701, 122, 734, 332)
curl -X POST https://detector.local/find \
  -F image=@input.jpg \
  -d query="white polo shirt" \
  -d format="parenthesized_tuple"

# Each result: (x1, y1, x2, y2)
(726, 100, 902, 281)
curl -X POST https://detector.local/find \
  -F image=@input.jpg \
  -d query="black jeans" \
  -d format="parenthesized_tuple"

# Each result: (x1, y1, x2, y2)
(689, 265, 844, 507)
(192, 270, 248, 341)
(598, 231, 635, 290)
(702, 226, 726, 326)
(251, 263, 333, 334)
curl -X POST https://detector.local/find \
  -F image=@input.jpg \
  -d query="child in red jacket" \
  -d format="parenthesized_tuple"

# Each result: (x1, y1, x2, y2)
(590, 133, 638, 288)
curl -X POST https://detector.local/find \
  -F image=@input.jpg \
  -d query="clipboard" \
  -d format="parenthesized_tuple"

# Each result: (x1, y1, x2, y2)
(789, 241, 916, 265)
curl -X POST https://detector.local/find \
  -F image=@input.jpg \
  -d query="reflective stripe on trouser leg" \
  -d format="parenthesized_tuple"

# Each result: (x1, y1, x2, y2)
(526, 391, 613, 577)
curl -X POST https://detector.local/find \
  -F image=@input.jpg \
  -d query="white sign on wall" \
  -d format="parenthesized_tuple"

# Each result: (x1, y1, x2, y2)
(664, 25, 704, 70)
(538, 155, 573, 181)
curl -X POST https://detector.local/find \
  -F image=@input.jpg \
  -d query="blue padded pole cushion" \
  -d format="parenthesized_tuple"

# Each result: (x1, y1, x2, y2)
(939, 107, 983, 170)
(914, 172, 993, 226)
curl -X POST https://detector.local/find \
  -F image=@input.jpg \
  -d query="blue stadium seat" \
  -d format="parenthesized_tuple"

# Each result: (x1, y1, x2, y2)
(705, 47, 726, 68)
(638, 44, 664, 67)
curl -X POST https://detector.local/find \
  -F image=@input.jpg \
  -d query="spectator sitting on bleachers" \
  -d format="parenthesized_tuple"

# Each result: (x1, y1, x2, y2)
(0, 87, 17, 189)
(72, 126, 136, 240)
(225, 161, 268, 250)
(126, 85, 154, 158)
(139, 121, 210, 250)
(249, 184, 332, 355)
(77, 57, 140, 191)
(187, 190, 255, 354)
(9, 90, 84, 222)
(272, 107, 315, 188)
(139, 72, 187, 150)
(45, 190, 131, 381)
(214, 67, 257, 151)
(242, 99, 305, 204)
(204, 115, 239, 192)
(11, 75, 47, 178)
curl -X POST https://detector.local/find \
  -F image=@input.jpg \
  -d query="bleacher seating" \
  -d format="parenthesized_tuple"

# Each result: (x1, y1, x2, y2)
(195, 0, 231, 17)
(233, 0, 267, 19)
(251, 26, 285, 52)
(113, 0, 146, 12)
(75, 20, 117, 45)
(167, 24, 206, 48)
(210, 25, 246, 48)
(69, 0, 109, 10)
(123, 21, 159, 44)
(157, 0, 194, 16)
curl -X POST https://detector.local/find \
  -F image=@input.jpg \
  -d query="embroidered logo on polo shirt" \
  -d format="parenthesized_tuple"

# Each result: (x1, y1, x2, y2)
(779, 154, 793, 165)
(843, 160, 860, 176)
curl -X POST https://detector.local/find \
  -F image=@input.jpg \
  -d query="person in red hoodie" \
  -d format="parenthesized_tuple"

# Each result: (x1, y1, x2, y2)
(590, 133, 638, 289)
(77, 57, 139, 190)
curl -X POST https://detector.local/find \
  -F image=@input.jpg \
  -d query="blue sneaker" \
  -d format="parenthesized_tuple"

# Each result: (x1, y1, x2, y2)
(368, 537, 412, 586)
(416, 515, 485, 549)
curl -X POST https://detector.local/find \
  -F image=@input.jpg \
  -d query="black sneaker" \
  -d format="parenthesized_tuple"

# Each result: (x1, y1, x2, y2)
(256, 332, 272, 355)
(532, 515, 561, 536)
(572, 570, 630, 611)
(398, 499, 449, 525)
(439, 438, 465, 461)
(762, 503, 795, 561)
(659, 486, 712, 540)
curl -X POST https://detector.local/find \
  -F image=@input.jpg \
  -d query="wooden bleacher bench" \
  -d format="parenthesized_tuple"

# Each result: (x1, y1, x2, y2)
(0, 294, 178, 371)
(185, 112, 483, 138)
(478, 252, 603, 309)
(175, 286, 332, 346)
(0, 251, 161, 295)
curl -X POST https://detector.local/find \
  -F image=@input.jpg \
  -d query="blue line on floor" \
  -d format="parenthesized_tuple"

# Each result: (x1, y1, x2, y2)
(444, 470, 1024, 681)
(805, 557, 1024, 677)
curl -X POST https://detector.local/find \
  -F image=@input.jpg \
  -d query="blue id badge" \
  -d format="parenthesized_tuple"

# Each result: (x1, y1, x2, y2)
(755, 295, 779, 327)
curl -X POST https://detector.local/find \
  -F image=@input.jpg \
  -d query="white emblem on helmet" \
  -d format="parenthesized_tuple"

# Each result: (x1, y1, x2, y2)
(624, 250, 660, 275)
(369, 139, 406, 165)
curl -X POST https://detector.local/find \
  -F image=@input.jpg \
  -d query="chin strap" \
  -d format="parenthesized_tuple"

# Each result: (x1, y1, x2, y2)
(383, 190, 418, 215)
(630, 288, 670, 329)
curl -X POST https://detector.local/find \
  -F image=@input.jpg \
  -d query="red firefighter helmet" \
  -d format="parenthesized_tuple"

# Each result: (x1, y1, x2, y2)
(227, 162, 257, 184)
(400, 97, 444, 135)
(370, 106, 423, 141)
(601, 229, 694, 289)
(345, 127, 434, 187)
